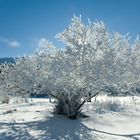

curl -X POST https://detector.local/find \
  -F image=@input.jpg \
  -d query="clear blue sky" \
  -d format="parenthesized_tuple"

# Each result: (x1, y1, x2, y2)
(0, 0, 140, 57)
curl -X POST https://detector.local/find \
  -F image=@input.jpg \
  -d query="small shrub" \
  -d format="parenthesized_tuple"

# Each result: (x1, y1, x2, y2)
(3, 109, 13, 114)
(95, 98, 127, 114)
(1, 96, 10, 104)
(3, 109, 17, 115)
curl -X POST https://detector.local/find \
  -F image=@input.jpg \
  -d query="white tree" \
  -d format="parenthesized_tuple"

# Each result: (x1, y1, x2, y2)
(4, 56, 41, 102)
(33, 16, 112, 119)
(0, 63, 14, 103)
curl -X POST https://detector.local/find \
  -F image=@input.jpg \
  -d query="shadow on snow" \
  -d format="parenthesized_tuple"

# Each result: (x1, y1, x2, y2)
(0, 115, 95, 140)
(0, 115, 140, 140)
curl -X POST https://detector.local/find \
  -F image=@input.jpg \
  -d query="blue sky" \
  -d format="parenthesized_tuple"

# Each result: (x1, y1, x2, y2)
(0, 0, 140, 57)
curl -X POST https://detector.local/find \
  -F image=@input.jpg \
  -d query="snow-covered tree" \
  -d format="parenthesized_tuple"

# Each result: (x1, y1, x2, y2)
(3, 56, 42, 102)
(33, 16, 115, 119)
(0, 63, 14, 103)
(130, 36, 140, 95)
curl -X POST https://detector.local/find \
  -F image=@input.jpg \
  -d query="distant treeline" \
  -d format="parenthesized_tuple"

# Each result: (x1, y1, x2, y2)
(0, 58, 15, 64)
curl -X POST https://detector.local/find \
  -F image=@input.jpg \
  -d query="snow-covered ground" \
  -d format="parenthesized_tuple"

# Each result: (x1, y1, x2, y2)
(0, 96, 140, 140)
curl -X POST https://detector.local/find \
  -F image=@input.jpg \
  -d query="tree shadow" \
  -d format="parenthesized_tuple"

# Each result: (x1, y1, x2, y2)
(0, 115, 96, 140)
(0, 115, 140, 140)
